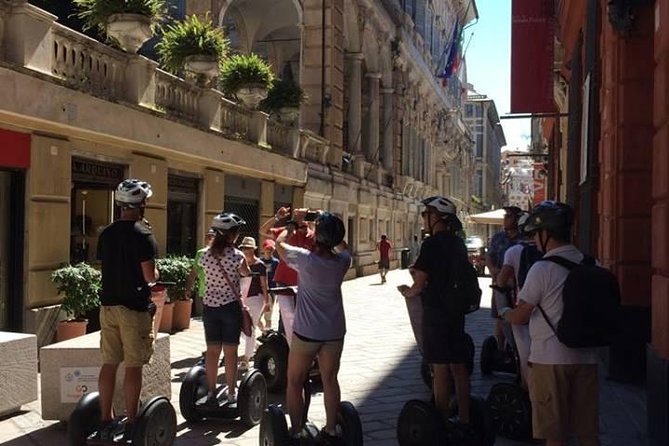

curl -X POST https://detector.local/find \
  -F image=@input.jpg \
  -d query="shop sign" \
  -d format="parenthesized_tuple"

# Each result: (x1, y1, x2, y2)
(60, 366, 100, 403)
(72, 158, 124, 186)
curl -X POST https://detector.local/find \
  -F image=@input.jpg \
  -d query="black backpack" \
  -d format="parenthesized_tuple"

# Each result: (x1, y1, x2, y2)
(449, 255, 483, 315)
(537, 255, 621, 348)
(517, 243, 543, 290)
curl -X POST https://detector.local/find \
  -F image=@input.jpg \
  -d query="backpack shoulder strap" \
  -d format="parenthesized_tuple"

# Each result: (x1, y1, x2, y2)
(537, 304, 558, 336)
(540, 255, 580, 270)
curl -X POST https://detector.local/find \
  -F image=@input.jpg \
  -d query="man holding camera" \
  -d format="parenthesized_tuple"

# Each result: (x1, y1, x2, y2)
(260, 207, 315, 345)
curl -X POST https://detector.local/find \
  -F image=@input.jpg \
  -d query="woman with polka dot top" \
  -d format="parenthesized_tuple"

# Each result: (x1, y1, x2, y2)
(199, 212, 250, 405)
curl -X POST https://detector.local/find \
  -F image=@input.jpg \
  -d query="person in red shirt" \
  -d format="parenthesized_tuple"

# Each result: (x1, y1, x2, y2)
(376, 234, 392, 283)
(260, 206, 315, 345)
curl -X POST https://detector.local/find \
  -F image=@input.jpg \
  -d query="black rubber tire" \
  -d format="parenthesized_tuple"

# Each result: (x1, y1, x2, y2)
(464, 333, 475, 375)
(259, 405, 289, 446)
(337, 401, 363, 446)
(179, 365, 207, 423)
(238, 369, 268, 427)
(133, 396, 177, 446)
(255, 336, 289, 393)
(480, 336, 498, 375)
(486, 382, 532, 440)
(397, 400, 443, 446)
(67, 392, 102, 446)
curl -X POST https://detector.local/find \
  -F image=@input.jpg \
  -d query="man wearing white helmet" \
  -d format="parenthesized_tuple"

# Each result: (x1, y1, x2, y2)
(398, 196, 473, 434)
(95, 179, 159, 440)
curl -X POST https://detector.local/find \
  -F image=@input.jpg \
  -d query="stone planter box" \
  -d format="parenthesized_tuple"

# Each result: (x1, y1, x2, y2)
(39, 331, 170, 421)
(0, 332, 38, 417)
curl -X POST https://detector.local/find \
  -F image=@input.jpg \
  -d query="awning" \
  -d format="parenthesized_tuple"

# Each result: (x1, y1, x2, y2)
(468, 208, 505, 225)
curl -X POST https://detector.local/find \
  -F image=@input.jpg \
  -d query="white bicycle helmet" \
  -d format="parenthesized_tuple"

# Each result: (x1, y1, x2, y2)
(115, 179, 152, 207)
(421, 196, 457, 215)
(212, 212, 246, 231)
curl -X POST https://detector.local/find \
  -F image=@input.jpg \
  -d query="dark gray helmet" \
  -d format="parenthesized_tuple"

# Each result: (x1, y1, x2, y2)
(315, 212, 345, 248)
(524, 201, 574, 235)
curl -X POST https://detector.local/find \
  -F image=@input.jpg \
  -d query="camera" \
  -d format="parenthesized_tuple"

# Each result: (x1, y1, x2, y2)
(304, 210, 320, 221)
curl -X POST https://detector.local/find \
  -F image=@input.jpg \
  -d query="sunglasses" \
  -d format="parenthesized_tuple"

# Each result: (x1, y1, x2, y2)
(421, 210, 431, 217)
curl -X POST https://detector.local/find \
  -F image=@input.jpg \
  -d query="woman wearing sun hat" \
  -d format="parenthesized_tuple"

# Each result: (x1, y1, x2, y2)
(238, 236, 270, 371)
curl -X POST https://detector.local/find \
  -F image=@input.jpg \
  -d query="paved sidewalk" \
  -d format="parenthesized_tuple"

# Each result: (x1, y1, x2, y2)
(0, 270, 647, 445)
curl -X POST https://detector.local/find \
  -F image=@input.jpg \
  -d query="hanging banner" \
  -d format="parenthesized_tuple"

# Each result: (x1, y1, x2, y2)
(511, 0, 555, 113)
(0, 129, 30, 168)
(533, 161, 547, 205)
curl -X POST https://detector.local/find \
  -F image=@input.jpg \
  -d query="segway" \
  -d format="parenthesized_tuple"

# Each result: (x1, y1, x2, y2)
(68, 392, 176, 446)
(481, 285, 521, 377)
(178, 365, 267, 427)
(397, 395, 495, 446)
(404, 294, 476, 388)
(255, 286, 320, 393)
(259, 381, 363, 445)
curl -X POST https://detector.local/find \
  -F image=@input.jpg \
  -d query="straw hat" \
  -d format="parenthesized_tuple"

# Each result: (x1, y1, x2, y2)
(239, 236, 257, 249)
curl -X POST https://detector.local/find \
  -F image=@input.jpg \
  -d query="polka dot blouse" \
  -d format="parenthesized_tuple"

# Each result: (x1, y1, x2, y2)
(199, 246, 244, 307)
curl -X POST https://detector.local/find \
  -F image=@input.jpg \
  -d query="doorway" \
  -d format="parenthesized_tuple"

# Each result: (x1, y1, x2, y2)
(167, 175, 198, 256)
(0, 170, 25, 331)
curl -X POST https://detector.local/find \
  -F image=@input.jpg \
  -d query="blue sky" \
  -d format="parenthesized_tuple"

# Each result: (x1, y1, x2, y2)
(463, 0, 530, 151)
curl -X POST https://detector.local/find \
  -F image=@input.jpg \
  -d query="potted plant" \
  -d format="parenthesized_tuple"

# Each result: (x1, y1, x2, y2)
(260, 78, 306, 125)
(156, 13, 228, 85)
(156, 256, 193, 331)
(51, 263, 101, 342)
(73, 0, 166, 53)
(219, 53, 275, 109)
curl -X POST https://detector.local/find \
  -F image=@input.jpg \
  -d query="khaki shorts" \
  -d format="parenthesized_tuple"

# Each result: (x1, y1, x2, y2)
(100, 305, 154, 367)
(291, 334, 344, 358)
(528, 363, 599, 441)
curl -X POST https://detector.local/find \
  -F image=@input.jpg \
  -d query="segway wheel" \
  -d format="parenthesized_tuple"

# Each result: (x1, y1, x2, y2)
(337, 401, 363, 446)
(259, 405, 289, 446)
(255, 336, 289, 393)
(133, 396, 177, 446)
(464, 333, 475, 375)
(420, 359, 433, 389)
(480, 336, 498, 375)
(397, 400, 443, 446)
(487, 382, 532, 440)
(238, 369, 268, 427)
(68, 392, 102, 446)
(179, 365, 208, 423)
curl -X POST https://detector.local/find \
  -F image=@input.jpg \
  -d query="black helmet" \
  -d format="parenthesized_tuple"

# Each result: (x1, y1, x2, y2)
(315, 212, 345, 248)
(524, 201, 573, 237)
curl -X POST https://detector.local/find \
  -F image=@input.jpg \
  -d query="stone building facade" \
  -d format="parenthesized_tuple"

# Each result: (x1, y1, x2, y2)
(0, 0, 476, 343)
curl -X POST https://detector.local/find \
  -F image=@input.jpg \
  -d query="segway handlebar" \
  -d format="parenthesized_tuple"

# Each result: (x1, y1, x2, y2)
(150, 281, 176, 292)
(269, 286, 298, 296)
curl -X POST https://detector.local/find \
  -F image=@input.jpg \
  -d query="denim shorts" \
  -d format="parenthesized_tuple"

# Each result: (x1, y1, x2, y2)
(203, 301, 242, 345)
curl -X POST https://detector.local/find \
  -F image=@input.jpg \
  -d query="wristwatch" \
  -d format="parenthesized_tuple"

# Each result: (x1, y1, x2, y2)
(499, 306, 512, 318)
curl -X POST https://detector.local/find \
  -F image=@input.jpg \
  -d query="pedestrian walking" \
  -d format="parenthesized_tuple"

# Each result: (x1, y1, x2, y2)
(376, 234, 392, 283)
(95, 179, 158, 441)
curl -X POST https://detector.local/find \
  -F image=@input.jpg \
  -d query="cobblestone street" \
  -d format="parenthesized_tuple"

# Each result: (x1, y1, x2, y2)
(0, 270, 647, 445)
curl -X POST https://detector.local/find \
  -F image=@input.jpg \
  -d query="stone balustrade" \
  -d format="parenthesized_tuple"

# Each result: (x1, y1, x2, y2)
(0, 0, 330, 168)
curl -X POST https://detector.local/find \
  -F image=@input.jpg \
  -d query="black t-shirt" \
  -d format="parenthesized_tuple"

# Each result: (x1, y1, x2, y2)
(248, 260, 267, 297)
(412, 231, 468, 310)
(97, 220, 159, 310)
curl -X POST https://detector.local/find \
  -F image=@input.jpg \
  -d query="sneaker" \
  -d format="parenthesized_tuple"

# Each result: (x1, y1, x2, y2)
(121, 422, 134, 443)
(224, 391, 237, 404)
(93, 419, 122, 441)
(317, 427, 344, 446)
(196, 394, 219, 409)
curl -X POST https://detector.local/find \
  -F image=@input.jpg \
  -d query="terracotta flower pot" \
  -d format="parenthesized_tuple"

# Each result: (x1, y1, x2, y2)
(56, 320, 88, 342)
(159, 301, 174, 333)
(172, 299, 193, 331)
(151, 290, 167, 338)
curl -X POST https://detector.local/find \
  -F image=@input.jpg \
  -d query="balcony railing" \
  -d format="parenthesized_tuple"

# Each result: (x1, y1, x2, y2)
(0, 1, 330, 165)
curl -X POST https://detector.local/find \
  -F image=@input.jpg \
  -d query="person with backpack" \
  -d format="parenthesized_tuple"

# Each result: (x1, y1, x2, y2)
(499, 201, 606, 446)
(495, 211, 542, 387)
(398, 196, 480, 432)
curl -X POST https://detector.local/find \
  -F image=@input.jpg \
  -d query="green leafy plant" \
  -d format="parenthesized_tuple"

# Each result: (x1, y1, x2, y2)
(219, 53, 275, 97)
(156, 256, 193, 301)
(156, 14, 229, 74)
(260, 78, 306, 113)
(51, 263, 101, 321)
(73, 0, 167, 34)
